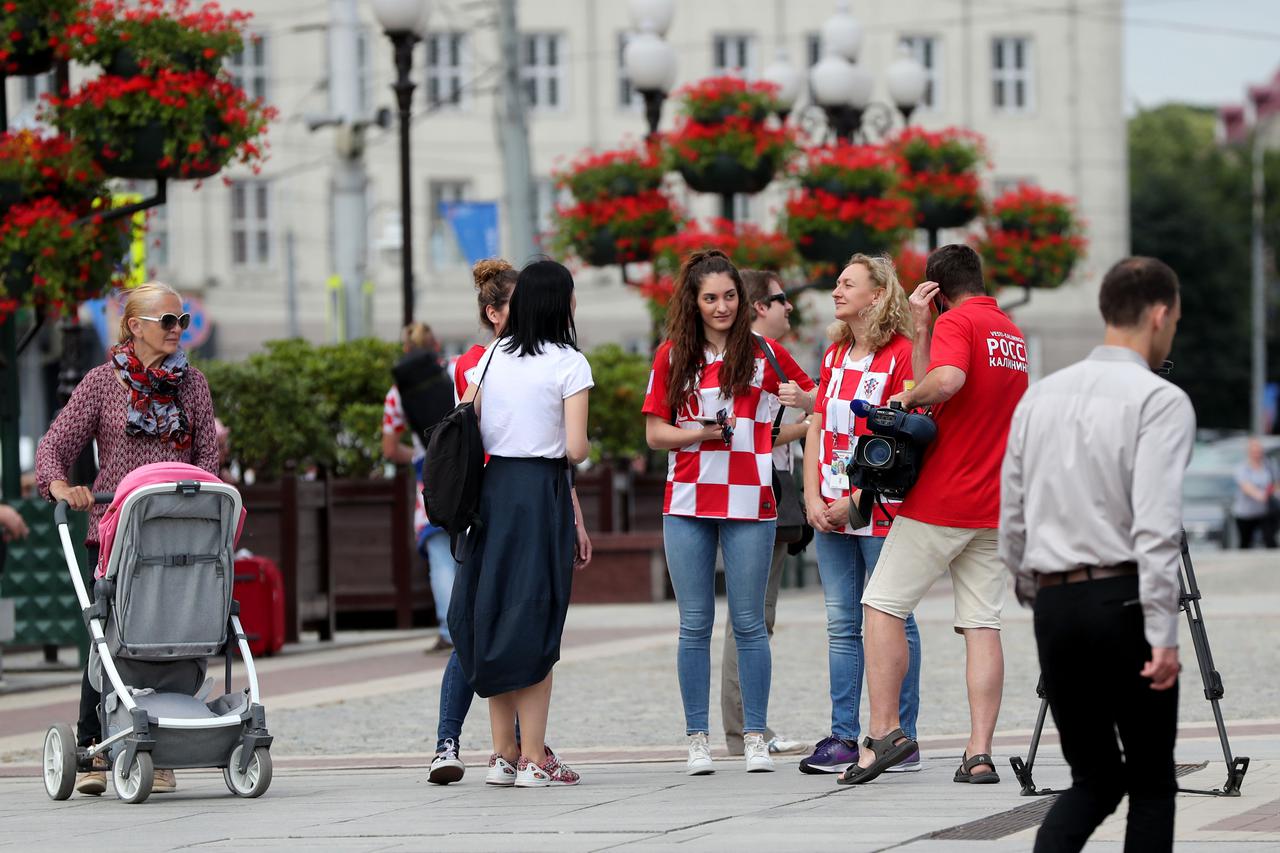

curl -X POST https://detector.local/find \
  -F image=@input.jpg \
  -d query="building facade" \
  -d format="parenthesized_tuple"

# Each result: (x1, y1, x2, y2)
(10, 0, 1127, 375)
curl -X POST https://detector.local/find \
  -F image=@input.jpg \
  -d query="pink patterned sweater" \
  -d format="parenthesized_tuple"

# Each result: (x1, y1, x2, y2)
(36, 362, 219, 544)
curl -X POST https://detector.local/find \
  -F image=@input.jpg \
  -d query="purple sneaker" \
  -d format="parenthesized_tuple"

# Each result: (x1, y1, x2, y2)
(884, 748, 922, 773)
(799, 736, 859, 774)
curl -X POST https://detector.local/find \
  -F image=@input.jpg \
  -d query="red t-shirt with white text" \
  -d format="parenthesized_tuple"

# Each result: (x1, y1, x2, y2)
(898, 296, 1028, 528)
(642, 338, 815, 521)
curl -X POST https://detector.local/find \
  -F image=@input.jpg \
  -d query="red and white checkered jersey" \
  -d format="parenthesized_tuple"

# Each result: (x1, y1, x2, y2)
(814, 333, 914, 536)
(642, 338, 814, 521)
(382, 385, 428, 533)
(453, 344, 486, 403)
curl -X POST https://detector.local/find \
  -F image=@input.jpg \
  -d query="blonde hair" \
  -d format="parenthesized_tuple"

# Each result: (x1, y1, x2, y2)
(118, 281, 181, 343)
(401, 322, 439, 352)
(472, 258, 518, 332)
(828, 254, 912, 353)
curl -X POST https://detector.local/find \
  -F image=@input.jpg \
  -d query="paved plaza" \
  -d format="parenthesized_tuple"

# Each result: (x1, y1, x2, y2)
(1, 549, 1278, 850)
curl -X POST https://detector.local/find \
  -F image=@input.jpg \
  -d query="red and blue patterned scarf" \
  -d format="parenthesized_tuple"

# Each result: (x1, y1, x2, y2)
(109, 339, 192, 450)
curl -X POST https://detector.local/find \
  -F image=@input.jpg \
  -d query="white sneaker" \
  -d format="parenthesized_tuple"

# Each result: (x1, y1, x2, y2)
(485, 753, 516, 786)
(767, 736, 807, 755)
(429, 739, 465, 785)
(744, 733, 775, 773)
(686, 732, 714, 776)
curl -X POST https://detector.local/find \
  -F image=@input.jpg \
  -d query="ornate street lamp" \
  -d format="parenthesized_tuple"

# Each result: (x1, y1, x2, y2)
(371, 0, 430, 329)
(762, 49, 803, 123)
(624, 1, 677, 139)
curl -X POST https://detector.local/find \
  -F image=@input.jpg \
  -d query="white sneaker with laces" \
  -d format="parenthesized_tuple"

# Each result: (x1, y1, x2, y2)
(686, 732, 714, 776)
(767, 736, 807, 755)
(485, 753, 516, 786)
(429, 739, 465, 785)
(744, 733, 775, 773)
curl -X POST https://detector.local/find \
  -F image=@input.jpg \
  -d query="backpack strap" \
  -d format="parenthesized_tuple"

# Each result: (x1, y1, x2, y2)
(753, 334, 790, 432)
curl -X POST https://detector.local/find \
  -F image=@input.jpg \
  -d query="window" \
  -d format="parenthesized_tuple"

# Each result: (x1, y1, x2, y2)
(713, 33, 757, 78)
(617, 32, 642, 110)
(21, 72, 53, 106)
(993, 176, 1036, 197)
(227, 35, 269, 102)
(805, 33, 822, 68)
(899, 36, 941, 111)
(534, 178, 572, 247)
(429, 179, 469, 271)
(520, 32, 566, 111)
(355, 27, 371, 115)
(230, 180, 271, 267)
(148, 203, 170, 270)
(425, 31, 468, 110)
(992, 36, 1033, 114)
(731, 194, 752, 224)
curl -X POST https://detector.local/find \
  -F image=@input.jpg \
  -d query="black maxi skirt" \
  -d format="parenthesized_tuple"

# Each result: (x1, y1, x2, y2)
(447, 455, 575, 698)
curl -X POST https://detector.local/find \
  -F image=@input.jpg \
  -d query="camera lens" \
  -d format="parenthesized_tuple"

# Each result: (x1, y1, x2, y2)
(862, 437, 894, 468)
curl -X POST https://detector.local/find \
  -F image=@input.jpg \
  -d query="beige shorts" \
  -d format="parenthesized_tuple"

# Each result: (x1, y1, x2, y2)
(861, 515, 1005, 632)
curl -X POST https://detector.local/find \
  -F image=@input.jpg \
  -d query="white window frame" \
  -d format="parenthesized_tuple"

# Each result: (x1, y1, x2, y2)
(617, 31, 643, 111)
(712, 33, 757, 79)
(899, 35, 942, 112)
(428, 179, 470, 272)
(227, 33, 269, 103)
(520, 32, 567, 112)
(991, 36, 1034, 115)
(230, 180, 272, 269)
(534, 177, 572, 248)
(425, 31, 469, 111)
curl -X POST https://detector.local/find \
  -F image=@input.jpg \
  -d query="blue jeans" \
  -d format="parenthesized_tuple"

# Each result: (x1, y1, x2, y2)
(814, 530, 922, 741)
(422, 529, 456, 644)
(663, 515, 775, 735)
(436, 650, 475, 752)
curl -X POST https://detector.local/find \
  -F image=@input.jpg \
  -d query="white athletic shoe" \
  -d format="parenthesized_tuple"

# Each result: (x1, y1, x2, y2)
(744, 733, 775, 773)
(686, 732, 714, 776)
(485, 753, 516, 786)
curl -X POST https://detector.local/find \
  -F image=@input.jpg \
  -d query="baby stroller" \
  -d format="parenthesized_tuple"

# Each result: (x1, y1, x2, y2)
(41, 463, 273, 804)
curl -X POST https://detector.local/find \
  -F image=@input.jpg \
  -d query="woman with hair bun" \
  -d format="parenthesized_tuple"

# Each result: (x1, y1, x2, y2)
(36, 281, 218, 797)
(641, 249, 815, 777)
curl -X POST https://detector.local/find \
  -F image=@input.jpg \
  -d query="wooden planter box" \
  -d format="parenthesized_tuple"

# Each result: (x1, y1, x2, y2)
(569, 533, 668, 604)
(237, 474, 333, 643)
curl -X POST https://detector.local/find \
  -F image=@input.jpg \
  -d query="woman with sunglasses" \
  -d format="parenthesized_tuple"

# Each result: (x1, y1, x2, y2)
(642, 250, 814, 776)
(36, 282, 218, 798)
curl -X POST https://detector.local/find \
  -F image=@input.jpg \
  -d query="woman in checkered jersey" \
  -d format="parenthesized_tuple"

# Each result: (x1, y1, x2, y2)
(642, 250, 816, 776)
(798, 254, 924, 775)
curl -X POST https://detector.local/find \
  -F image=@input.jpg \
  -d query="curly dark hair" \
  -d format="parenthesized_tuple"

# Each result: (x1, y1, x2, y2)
(663, 249, 756, 413)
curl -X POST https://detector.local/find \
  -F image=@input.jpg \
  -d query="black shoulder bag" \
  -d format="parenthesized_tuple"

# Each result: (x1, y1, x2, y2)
(753, 335, 812, 550)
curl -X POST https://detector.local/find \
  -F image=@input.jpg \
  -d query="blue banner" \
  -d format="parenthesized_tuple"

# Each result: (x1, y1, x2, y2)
(442, 201, 500, 266)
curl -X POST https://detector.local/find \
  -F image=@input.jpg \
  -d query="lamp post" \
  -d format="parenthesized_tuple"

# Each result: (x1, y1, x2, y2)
(1248, 84, 1271, 436)
(624, 1, 677, 140)
(371, 0, 429, 329)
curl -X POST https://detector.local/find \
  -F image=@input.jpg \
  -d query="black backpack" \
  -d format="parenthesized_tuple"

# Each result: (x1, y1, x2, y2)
(421, 344, 494, 561)
(391, 348, 456, 439)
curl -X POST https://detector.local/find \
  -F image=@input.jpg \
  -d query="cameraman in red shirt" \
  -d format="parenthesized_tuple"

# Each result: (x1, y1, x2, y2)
(840, 244, 1029, 785)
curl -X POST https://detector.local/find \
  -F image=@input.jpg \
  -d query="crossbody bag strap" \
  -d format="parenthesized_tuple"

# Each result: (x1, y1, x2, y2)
(461, 340, 500, 407)
(753, 334, 790, 431)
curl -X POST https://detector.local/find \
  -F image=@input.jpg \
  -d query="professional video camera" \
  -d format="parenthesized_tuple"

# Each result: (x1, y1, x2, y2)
(845, 399, 937, 500)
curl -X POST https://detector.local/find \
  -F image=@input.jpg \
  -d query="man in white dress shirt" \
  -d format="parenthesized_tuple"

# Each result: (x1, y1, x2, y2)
(1000, 256, 1192, 853)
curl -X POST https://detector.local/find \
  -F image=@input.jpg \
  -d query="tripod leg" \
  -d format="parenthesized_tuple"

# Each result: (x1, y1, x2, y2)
(1010, 673, 1054, 795)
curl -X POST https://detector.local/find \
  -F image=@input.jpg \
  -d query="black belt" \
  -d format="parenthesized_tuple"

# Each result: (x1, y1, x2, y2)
(1036, 562, 1138, 589)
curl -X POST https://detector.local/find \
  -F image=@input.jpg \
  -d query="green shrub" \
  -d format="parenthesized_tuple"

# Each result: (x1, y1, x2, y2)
(585, 343, 651, 465)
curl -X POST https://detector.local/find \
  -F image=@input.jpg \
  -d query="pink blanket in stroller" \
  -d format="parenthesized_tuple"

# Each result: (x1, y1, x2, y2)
(95, 462, 246, 579)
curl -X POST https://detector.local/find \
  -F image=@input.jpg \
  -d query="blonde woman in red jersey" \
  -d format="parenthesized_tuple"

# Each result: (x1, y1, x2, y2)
(642, 249, 814, 776)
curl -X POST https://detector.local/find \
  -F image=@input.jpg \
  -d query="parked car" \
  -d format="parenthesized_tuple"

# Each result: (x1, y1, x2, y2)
(1182, 436, 1280, 549)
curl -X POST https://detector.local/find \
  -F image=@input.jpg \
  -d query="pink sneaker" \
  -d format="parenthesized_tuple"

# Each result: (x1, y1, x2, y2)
(485, 753, 516, 787)
(514, 752, 580, 787)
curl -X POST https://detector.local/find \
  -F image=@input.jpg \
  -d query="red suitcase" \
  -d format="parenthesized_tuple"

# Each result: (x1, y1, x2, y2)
(233, 556, 286, 657)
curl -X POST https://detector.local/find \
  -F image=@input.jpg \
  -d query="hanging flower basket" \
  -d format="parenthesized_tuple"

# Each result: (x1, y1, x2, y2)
(975, 185, 1087, 291)
(551, 190, 681, 267)
(50, 68, 275, 181)
(794, 143, 903, 199)
(0, 130, 105, 218)
(784, 189, 915, 269)
(665, 77, 797, 197)
(888, 127, 986, 233)
(891, 246, 928, 294)
(0, 196, 131, 317)
(554, 145, 665, 202)
(67, 0, 251, 74)
(0, 1, 78, 76)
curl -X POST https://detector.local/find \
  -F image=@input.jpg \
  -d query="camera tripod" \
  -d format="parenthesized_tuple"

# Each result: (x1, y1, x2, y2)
(1009, 530, 1250, 797)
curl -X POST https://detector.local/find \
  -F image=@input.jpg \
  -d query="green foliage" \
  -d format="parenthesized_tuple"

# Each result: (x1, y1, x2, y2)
(1129, 104, 1280, 429)
(200, 337, 400, 480)
(585, 344, 651, 464)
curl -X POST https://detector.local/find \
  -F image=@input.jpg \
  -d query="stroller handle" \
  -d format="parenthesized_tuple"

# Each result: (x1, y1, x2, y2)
(52, 493, 115, 526)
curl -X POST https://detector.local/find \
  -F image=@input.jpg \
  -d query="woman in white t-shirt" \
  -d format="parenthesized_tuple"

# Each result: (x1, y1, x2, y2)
(447, 259, 593, 788)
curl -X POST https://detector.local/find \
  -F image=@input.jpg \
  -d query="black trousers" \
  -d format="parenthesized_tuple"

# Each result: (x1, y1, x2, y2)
(1235, 515, 1278, 549)
(1033, 574, 1178, 853)
(77, 544, 101, 749)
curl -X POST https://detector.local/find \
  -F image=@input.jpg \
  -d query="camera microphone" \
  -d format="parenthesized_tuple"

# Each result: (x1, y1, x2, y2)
(850, 399, 874, 418)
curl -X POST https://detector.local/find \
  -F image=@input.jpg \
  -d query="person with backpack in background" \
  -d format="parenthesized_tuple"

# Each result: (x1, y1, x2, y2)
(445, 258, 593, 788)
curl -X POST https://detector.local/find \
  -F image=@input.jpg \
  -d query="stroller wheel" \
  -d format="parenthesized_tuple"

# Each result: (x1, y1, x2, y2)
(42, 725, 77, 801)
(113, 751, 153, 804)
(224, 745, 272, 798)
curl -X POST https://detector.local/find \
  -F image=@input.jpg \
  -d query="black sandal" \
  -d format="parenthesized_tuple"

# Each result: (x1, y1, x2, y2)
(836, 728, 918, 785)
(954, 752, 1000, 784)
